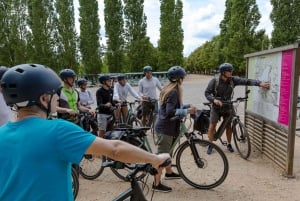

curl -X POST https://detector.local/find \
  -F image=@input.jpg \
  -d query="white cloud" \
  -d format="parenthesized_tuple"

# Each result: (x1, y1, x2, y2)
(74, 0, 273, 57)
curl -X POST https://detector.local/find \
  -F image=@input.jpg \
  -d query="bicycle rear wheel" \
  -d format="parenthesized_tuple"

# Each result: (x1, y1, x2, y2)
(232, 121, 251, 159)
(176, 139, 229, 189)
(79, 154, 104, 180)
(72, 166, 79, 199)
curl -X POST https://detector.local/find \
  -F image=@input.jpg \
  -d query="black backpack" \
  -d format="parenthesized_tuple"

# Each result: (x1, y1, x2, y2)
(193, 109, 210, 134)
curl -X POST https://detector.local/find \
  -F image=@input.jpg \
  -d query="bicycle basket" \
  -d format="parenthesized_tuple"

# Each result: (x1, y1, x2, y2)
(193, 109, 210, 133)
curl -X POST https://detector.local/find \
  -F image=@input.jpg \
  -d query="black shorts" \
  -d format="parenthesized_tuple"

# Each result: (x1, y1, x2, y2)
(141, 101, 157, 116)
(210, 105, 233, 124)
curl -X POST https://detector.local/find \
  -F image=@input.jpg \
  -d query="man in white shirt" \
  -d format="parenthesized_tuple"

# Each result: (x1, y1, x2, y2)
(138, 66, 163, 126)
(0, 66, 11, 126)
(113, 74, 142, 122)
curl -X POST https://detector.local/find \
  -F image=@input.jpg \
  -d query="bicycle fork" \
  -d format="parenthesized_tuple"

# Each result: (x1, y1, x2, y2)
(186, 133, 205, 168)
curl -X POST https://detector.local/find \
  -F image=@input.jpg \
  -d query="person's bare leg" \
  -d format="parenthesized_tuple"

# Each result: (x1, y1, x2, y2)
(208, 123, 217, 142)
(225, 124, 232, 144)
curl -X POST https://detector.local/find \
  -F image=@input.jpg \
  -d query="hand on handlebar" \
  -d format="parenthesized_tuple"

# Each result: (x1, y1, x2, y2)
(213, 99, 223, 107)
(187, 105, 197, 115)
(66, 108, 77, 116)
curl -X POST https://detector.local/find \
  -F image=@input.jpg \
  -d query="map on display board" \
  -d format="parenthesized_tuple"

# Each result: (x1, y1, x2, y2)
(246, 50, 294, 126)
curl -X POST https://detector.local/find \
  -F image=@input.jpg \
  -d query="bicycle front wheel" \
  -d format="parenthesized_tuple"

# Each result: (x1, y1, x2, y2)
(232, 121, 251, 159)
(79, 154, 104, 180)
(176, 139, 229, 189)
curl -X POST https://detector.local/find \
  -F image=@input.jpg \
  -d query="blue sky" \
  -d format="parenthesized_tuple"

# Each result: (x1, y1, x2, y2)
(74, 0, 273, 57)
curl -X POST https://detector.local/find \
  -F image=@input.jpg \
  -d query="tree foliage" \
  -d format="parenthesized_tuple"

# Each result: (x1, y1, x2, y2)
(104, 0, 125, 73)
(79, 0, 102, 74)
(186, 0, 269, 75)
(56, 0, 78, 71)
(270, 0, 300, 47)
(123, 0, 156, 72)
(158, 0, 184, 71)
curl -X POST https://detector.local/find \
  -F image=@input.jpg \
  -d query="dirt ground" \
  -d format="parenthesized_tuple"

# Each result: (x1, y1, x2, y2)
(76, 74, 300, 201)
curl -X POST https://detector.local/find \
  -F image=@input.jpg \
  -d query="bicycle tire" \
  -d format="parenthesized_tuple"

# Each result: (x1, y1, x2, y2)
(232, 121, 251, 159)
(176, 139, 229, 189)
(79, 154, 104, 180)
(72, 166, 79, 200)
(111, 137, 148, 181)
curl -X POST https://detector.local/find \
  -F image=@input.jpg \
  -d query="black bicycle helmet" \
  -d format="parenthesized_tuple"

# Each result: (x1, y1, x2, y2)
(143, 66, 152, 73)
(167, 66, 186, 82)
(0, 66, 8, 80)
(77, 78, 88, 86)
(117, 74, 126, 81)
(1, 64, 62, 106)
(99, 74, 112, 84)
(219, 63, 233, 73)
(59, 68, 76, 80)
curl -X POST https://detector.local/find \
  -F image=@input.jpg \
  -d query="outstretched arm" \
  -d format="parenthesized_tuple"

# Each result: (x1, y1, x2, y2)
(86, 137, 170, 169)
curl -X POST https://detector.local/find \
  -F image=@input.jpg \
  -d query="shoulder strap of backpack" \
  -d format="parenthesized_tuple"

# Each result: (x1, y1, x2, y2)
(214, 77, 219, 96)
(214, 77, 234, 97)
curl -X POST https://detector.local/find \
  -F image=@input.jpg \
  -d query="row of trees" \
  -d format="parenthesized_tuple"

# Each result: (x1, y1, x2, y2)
(185, 0, 300, 75)
(1, 0, 300, 76)
(0, 0, 184, 75)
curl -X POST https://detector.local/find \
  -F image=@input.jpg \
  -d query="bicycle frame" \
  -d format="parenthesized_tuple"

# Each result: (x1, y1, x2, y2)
(115, 100, 140, 127)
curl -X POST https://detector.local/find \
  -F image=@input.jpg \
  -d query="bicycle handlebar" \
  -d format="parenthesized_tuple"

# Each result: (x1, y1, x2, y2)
(203, 89, 250, 106)
(103, 158, 172, 177)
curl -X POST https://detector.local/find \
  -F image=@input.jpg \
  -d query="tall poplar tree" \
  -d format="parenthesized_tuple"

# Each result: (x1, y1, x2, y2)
(27, 0, 58, 69)
(79, 0, 102, 74)
(158, 0, 183, 71)
(56, 0, 78, 70)
(270, 0, 300, 47)
(123, 0, 155, 72)
(104, 0, 125, 73)
(0, 0, 28, 66)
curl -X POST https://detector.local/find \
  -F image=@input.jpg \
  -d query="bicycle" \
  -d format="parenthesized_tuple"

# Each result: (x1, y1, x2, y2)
(160, 113, 229, 189)
(114, 100, 142, 128)
(197, 90, 251, 159)
(79, 126, 153, 181)
(109, 112, 229, 189)
(106, 158, 172, 201)
(105, 126, 154, 181)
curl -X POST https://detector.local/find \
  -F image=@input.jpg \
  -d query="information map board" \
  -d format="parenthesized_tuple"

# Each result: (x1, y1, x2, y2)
(244, 43, 300, 176)
(247, 50, 293, 126)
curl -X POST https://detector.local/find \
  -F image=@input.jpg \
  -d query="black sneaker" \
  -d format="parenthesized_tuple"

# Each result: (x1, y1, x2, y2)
(227, 144, 234, 153)
(152, 182, 172, 193)
(165, 172, 181, 180)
